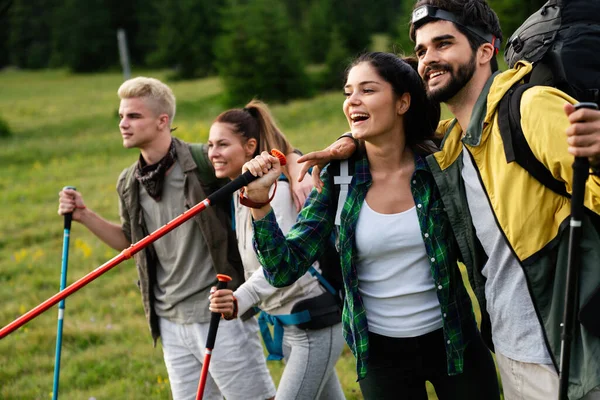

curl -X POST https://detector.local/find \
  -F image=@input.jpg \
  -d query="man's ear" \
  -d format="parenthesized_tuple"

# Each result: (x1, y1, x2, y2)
(479, 43, 495, 66)
(157, 114, 170, 130)
(397, 92, 411, 115)
(245, 138, 258, 157)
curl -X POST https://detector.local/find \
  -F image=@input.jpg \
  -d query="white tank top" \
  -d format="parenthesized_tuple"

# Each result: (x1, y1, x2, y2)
(355, 201, 443, 338)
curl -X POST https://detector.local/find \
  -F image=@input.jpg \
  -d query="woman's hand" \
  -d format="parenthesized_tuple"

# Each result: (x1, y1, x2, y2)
(208, 288, 236, 319)
(243, 151, 283, 203)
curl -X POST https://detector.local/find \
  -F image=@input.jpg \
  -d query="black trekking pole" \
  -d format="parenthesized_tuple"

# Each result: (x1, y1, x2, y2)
(558, 102, 598, 400)
(196, 274, 232, 400)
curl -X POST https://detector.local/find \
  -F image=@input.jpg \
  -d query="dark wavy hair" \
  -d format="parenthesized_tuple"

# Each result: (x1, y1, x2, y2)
(409, 0, 503, 72)
(345, 52, 440, 154)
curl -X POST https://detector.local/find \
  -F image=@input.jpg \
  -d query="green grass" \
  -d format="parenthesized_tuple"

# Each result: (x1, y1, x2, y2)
(0, 68, 487, 399)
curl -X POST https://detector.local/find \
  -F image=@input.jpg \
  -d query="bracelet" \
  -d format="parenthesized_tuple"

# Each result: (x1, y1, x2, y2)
(239, 181, 277, 209)
(223, 295, 238, 320)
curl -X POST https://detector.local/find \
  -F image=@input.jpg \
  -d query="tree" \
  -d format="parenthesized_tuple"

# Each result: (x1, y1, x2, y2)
(52, 0, 116, 72)
(0, 0, 10, 68)
(216, 0, 311, 106)
(318, 25, 352, 90)
(149, 0, 225, 79)
(302, 0, 333, 64)
(8, 0, 55, 69)
(331, 0, 375, 57)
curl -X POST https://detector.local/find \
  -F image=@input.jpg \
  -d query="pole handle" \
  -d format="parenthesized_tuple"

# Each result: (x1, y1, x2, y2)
(62, 186, 77, 230)
(207, 149, 287, 204)
(205, 275, 232, 350)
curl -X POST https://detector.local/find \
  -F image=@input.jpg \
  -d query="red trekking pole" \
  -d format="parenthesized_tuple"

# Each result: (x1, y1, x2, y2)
(196, 274, 232, 400)
(0, 150, 286, 340)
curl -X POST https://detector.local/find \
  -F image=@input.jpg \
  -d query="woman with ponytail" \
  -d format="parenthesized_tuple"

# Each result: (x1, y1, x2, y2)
(207, 99, 345, 400)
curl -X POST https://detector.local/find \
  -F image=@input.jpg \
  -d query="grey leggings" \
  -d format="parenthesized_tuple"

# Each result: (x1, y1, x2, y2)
(278, 322, 345, 400)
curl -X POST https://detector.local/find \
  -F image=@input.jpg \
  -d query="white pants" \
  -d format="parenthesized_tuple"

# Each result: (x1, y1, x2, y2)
(159, 317, 276, 400)
(496, 351, 600, 400)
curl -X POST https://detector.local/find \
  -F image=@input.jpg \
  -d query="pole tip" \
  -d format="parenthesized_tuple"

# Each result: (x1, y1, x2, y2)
(270, 149, 287, 167)
(216, 274, 232, 283)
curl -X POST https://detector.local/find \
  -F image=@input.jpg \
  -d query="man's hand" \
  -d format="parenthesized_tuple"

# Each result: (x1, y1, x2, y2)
(208, 287, 236, 319)
(564, 103, 600, 167)
(297, 134, 357, 193)
(58, 187, 87, 222)
(286, 152, 314, 211)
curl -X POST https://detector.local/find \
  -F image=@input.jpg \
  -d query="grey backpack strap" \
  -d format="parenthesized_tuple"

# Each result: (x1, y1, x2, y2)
(333, 159, 351, 226)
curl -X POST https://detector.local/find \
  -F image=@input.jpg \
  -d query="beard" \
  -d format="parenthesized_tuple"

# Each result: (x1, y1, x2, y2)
(425, 53, 477, 103)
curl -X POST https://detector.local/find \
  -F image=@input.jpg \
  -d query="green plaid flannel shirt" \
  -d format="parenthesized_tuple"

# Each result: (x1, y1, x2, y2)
(253, 151, 478, 380)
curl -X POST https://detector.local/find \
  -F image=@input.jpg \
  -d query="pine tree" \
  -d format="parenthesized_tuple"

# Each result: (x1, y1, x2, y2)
(149, 0, 225, 79)
(302, 0, 333, 64)
(331, 0, 374, 57)
(8, 0, 55, 69)
(319, 25, 352, 90)
(52, 0, 116, 72)
(216, 0, 311, 106)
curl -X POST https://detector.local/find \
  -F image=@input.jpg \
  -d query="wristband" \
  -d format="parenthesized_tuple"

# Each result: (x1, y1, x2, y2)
(239, 181, 277, 209)
(223, 295, 238, 320)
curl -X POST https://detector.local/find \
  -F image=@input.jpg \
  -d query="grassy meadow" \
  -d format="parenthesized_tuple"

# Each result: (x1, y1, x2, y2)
(0, 65, 488, 399)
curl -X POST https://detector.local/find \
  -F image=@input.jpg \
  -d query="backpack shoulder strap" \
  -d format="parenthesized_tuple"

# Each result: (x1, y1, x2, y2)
(498, 82, 570, 198)
(329, 158, 354, 226)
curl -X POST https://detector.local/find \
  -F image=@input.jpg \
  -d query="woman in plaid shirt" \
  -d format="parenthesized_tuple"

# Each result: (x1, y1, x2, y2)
(241, 52, 499, 399)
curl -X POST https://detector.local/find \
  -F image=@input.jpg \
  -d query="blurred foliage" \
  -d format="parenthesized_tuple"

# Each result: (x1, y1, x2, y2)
(0, 115, 10, 137)
(216, 0, 311, 106)
(148, 0, 225, 79)
(0, 0, 554, 103)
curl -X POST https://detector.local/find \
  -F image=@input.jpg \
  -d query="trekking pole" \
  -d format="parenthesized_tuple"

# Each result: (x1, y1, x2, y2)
(0, 150, 286, 340)
(196, 274, 232, 400)
(52, 186, 76, 400)
(558, 102, 598, 400)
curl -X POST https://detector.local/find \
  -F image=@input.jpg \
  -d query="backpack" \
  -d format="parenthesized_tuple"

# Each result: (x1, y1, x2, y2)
(500, 0, 600, 228)
(501, 0, 600, 337)
(504, 0, 600, 104)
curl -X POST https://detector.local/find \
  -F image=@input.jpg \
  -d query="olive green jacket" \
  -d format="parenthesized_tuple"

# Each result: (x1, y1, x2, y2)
(116, 137, 245, 344)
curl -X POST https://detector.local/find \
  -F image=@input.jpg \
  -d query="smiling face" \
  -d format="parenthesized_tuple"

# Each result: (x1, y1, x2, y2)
(118, 97, 166, 150)
(343, 62, 406, 141)
(208, 122, 256, 180)
(414, 20, 477, 103)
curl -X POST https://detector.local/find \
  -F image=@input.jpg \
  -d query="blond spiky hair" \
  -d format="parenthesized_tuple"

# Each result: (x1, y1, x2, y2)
(117, 77, 176, 124)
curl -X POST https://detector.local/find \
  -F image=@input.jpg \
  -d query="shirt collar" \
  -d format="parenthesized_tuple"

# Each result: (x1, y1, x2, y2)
(354, 149, 430, 185)
(462, 70, 501, 146)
